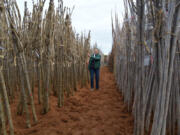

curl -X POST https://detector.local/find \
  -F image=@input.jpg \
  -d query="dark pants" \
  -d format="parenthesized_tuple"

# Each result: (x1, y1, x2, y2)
(90, 68, 100, 89)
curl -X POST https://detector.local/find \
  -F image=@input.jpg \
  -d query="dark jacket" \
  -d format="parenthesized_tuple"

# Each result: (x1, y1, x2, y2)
(88, 54, 101, 70)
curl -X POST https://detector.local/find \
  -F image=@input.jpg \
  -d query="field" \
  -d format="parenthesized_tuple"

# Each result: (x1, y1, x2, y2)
(0, 0, 179, 135)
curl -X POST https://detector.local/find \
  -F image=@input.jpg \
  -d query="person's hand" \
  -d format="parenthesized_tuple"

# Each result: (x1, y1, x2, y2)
(88, 53, 91, 57)
(86, 59, 89, 65)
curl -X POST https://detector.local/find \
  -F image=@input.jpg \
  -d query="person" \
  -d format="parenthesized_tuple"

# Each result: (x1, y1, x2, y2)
(88, 48, 101, 90)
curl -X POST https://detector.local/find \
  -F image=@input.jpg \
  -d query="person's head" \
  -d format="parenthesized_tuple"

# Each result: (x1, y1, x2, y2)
(94, 48, 99, 55)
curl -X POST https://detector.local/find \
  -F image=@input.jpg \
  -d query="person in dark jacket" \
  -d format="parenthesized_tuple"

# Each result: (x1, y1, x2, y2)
(88, 48, 101, 90)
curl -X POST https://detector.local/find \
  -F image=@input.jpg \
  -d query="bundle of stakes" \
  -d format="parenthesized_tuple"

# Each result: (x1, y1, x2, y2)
(111, 0, 180, 135)
(0, 0, 91, 134)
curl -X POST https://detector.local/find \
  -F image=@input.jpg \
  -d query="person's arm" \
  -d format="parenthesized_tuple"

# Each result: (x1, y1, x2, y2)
(91, 54, 101, 61)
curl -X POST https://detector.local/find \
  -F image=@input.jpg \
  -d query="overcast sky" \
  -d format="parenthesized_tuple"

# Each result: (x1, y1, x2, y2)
(17, 0, 124, 55)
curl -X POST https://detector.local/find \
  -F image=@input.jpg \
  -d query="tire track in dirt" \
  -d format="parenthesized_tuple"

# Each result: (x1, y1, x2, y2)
(13, 67, 134, 135)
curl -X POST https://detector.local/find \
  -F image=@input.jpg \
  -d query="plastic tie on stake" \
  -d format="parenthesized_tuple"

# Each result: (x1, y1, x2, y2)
(14, 56, 17, 67)
(137, 41, 151, 54)
(143, 41, 151, 54)
(165, 32, 176, 36)
(0, 55, 4, 59)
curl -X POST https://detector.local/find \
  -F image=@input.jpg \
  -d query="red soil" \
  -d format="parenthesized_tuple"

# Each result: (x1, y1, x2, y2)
(11, 67, 134, 135)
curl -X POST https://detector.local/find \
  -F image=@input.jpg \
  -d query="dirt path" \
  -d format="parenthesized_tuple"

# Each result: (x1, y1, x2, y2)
(13, 67, 133, 135)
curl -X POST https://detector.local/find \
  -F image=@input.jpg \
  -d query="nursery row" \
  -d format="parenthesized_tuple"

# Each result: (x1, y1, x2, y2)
(110, 0, 180, 135)
(0, 0, 91, 134)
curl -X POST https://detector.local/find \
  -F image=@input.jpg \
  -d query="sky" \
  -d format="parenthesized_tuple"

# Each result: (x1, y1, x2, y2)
(16, 0, 124, 55)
